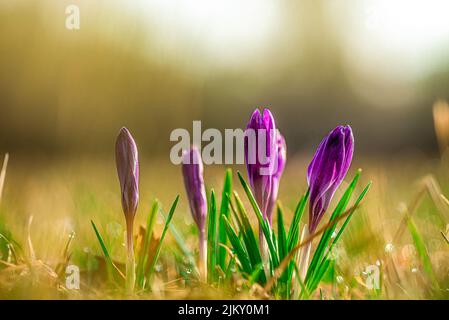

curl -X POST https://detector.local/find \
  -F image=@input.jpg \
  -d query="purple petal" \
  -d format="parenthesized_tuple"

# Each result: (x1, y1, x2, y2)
(182, 146, 207, 231)
(307, 125, 354, 233)
(115, 127, 139, 220)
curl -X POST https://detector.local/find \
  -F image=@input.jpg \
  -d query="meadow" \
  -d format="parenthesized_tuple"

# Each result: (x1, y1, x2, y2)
(1, 0, 449, 302)
(0, 144, 448, 299)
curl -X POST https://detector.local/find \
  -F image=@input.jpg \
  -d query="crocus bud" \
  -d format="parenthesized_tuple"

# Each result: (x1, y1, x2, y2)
(182, 146, 208, 280)
(116, 127, 139, 222)
(115, 127, 139, 293)
(244, 108, 278, 218)
(182, 146, 207, 233)
(266, 132, 287, 224)
(307, 125, 354, 233)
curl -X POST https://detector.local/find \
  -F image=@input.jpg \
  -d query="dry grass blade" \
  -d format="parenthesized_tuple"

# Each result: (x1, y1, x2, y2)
(433, 100, 449, 154)
(441, 194, 449, 207)
(0, 153, 9, 203)
(442, 231, 449, 245)
(393, 175, 448, 243)
(27, 215, 36, 262)
(264, 203, 360, 292)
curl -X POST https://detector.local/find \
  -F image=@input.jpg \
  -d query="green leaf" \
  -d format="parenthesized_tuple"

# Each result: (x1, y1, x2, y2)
(249, 263, 265, 285)
(207, 190, 218, 283)
(317, 181, 372, 273)
(308, 258, 331, 292)
(232, 192, 264, 270)
(146, 195, 179, 289)
(328, 182, 371, 249)
(287, 189, 309, 252)
(236, 171, 279, 270)
(169, 221, 197, 270)
(407, 216, 439, 289)
(91, 220, 121, 282)
(277, 204, 288, 263)
(304, 170, 371, 296)
(305, 170, 361, 285)
(136, 200, 159, 288)
(221, 215, 252, 275)
(218, 169, 232, 269)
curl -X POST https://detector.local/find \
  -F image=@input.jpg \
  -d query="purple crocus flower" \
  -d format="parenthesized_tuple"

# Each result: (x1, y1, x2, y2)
(116, 127, 139, 225)
(182, 146, 207, 233)
(307, 125, 354, 233)
(244, 108, 278, 219)
(115, 127, 139, 292)
(182, 146, 208, 278)
(266, 133, 287, 224)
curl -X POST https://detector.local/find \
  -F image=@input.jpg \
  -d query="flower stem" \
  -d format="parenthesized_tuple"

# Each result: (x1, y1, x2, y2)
(125, 218, 135, 294)
(199, 229, 207, 282)
(259, 225, 268, 273)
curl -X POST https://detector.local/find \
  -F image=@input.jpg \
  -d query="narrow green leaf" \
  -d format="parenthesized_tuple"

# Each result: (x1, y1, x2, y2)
(306, 170, 361, 285)
(136, 200, 159, 288)
(331, 182, 371, 246)
(319, 181, 372, 268)
(277, 204, 288, 264)
(207, 190, 218, 283)
(224, 254, 236, 280)
(233, 192, 263, 268)
(91, 220, 115, 282)
(221, 215, 252, 275)
(169, 221, 197, 270)
(249, 263, 265, 285)
(287, 189, 310, 252)
(236, 171, 279, 269)
(146, 195, 179, 288)
(218, 169, 232, 269)
(407, 216, 439, 289)
(308, 258, 331, 292)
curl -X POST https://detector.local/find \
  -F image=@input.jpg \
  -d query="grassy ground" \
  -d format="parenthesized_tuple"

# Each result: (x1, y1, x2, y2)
(0, 153, 448, 299)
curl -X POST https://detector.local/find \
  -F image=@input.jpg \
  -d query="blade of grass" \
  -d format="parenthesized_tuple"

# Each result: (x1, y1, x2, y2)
(287, 189, 309, 252)
(91, 220, 125, 281)
(407, 215, 439, 289)
(306, 176, 370, 294)
(264, 202, 363, 293)
(229, 193, 267, 283)
(305, 170, 361, 285)
(218, 169, 232, 269)
(442, 231, 449, 245)
(236, 171, 279, 270)
(169, 221, 197, 269)
(0, 153, 9, 204)
(0, 232, 22, 264)
(146, 195, 179, 289)
(232, 192, 264, 269)
(207, 190, 218, 283)
(221, 215, 252, 275)
(248, 263, 265, 285)
(316, 181, 372, 272)
(276, 203, 290, 297)
(277, 204, 288, 263)
(136, 200, 159, 288)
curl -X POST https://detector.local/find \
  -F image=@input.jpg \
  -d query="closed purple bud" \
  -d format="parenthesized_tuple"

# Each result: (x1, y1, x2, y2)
(182, 146, 207, 233)
(115, 127, 139, 221)
(266, 133, 287, 224)
(307, 125, 354, 233)
(244, 108, 278, 218)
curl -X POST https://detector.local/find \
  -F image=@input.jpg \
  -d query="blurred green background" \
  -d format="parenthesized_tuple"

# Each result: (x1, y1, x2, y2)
(1, 0, 449, 157)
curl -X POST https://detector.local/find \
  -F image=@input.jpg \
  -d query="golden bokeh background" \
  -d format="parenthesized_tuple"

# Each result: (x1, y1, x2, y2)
(1, 0, 448, 157)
